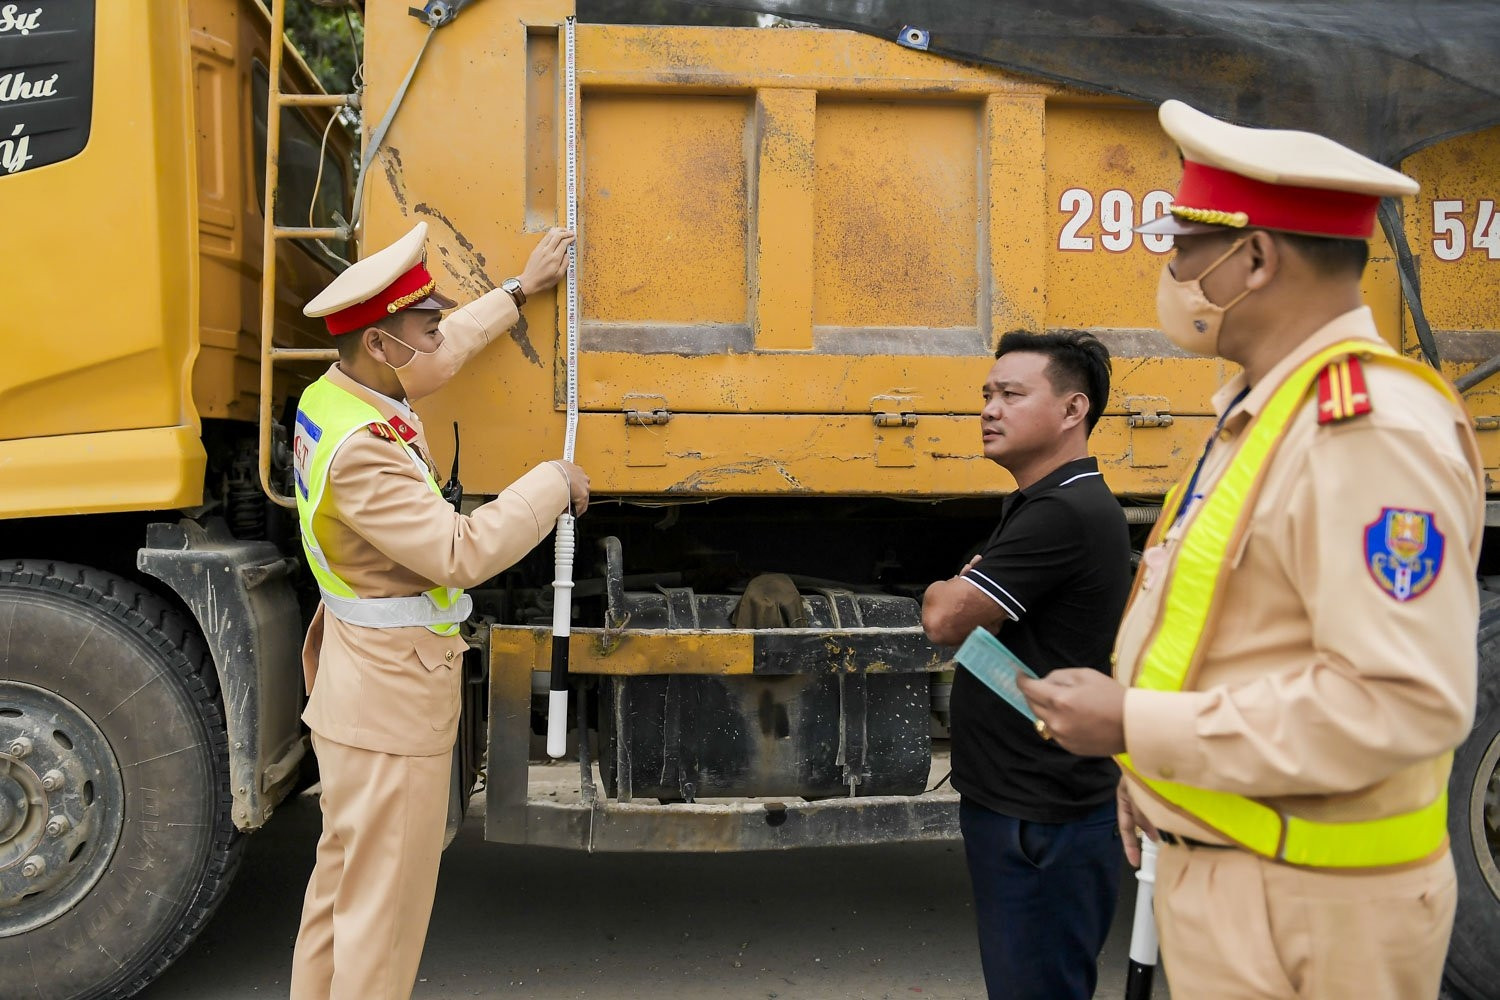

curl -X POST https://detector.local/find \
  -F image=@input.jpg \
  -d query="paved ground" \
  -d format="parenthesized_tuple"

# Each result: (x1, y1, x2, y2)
(142, 789, 1169, 999)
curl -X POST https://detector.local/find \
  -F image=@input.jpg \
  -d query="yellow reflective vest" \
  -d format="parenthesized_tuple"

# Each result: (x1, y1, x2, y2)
(293, 376, 466, 636)
(1118, 339, 1461, 868)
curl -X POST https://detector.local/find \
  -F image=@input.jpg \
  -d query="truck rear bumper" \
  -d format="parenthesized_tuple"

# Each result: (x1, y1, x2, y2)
(484, 615, 955, 850)
(482, 758, 959, 852)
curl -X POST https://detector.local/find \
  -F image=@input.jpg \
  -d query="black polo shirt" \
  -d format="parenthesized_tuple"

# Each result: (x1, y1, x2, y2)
(949, 456, 1132, 823)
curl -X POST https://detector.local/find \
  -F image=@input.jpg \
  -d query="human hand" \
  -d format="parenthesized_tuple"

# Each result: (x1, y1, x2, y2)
(552, 460, 590, 516)
(958, 555, 982, 577)
(1015, 667, 1127, 757)
(1116, 777, 1158, 867)
(518, 228, 576, 297)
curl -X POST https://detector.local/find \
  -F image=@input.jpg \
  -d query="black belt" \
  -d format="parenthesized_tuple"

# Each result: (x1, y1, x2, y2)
(1158, 831, 1233, 850)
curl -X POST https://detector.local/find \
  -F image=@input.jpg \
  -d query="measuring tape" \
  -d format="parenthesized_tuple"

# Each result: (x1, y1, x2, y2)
(563, 13, 579, 463)
(547, 15, 580, 760)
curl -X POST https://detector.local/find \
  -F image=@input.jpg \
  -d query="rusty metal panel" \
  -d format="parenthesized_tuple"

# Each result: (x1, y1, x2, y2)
(560, 412, 1208, 496)
(491, 624, 757, 676)
(362, 14, 1494, 499)
(1403, 125, 1500, 350)
(813, 99, 980, 337)
(1401, 124, 1500, 472)
(488, 622, 946, 677)
(1044, 103, 1180, 331)
(752, 89, 816, 351)
(583, 93, 750, 332)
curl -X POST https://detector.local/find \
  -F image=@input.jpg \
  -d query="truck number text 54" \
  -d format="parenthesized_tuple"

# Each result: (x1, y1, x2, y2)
(1432, 201, 1500, 262)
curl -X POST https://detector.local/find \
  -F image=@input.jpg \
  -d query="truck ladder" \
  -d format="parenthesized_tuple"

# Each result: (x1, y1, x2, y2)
(257, 0, 352, 508)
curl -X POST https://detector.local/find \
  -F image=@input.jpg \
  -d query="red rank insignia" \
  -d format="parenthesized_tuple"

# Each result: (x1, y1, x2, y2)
(1316, 355, 1373, 425)
(366, 421, 399, 441)
(386, 414, 418, 442)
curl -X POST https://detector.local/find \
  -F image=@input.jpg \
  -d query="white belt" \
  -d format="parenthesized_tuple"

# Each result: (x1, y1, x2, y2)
(319, 589, 474, 629)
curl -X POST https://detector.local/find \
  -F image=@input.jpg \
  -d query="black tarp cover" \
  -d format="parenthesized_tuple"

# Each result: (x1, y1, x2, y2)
(583, 1, 1500, 165)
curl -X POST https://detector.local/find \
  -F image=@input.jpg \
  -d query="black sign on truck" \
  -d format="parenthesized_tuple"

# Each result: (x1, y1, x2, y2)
(0, 2, 94, 177)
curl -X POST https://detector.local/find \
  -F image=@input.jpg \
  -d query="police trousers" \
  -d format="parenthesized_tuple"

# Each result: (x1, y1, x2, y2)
(289, 732, 452, 1000)
(1155, 841, 1456, 999)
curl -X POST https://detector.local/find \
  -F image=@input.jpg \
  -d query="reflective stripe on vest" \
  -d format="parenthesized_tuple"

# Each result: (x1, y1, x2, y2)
(294, 376, 466, 636)
(1118, 339, 1460, 869)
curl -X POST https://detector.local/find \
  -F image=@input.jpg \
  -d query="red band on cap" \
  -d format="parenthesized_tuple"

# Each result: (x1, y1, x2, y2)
(1174, 160, 1380, 240)
(324, 262, 437, 336)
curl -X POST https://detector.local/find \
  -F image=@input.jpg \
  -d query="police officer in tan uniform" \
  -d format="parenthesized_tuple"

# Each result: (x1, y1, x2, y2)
(1017, 101, 1484, 999)
(287, 222, 586, 1000)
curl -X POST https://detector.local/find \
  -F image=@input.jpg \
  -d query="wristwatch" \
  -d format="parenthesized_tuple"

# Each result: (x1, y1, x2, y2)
(501, 277, 527, 307)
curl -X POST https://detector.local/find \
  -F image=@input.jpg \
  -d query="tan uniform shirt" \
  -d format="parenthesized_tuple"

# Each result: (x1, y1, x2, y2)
(301, 288, 571, 757)
(1115, 307, 1484, 842)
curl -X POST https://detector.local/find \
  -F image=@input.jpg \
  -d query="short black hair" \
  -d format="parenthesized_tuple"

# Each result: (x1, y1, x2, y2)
(1189, 227, 1369, 279)
(995, 329, 1111, 435)
(1275, 232, 1370, 278)
(335, 313, 404, 363)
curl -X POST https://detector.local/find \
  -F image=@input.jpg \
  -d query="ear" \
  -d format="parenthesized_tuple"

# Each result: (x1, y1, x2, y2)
(1061, 390, 1089, 431)
(361, 326, 389, 364)
(1244, 230, 1280, 290)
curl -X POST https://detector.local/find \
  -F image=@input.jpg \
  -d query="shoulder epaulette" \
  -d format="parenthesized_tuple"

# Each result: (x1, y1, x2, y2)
(367, 421, 400, 441)
(1316, 354, 1373, 425)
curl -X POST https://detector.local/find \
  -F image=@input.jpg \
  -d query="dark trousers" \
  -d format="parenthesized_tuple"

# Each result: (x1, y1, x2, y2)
(959, 797, 1122, 1000)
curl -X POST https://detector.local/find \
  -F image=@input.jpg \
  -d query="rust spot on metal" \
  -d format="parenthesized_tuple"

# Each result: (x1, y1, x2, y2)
(380, 145, 407, 212)
(509, 313, 542, 367)
(430, 244, 537, 365)
(1101, 142, 1136, 176)
(414, 202, 488, 269)
(436, 252, 493, 301)
(667, 460, 806, 493)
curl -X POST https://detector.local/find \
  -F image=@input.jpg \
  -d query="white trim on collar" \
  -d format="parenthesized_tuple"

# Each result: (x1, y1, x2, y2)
(1058, 471, 1103, 487)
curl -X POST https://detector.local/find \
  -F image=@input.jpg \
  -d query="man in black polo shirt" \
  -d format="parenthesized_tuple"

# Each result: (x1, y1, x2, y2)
(922, 330, 1131, 1000)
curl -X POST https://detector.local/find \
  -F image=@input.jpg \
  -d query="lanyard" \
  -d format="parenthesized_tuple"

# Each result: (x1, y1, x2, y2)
(1168, 387, 1250, 531)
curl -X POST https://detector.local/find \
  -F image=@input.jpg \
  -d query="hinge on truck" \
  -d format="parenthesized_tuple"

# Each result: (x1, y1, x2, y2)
(871, 394, 919, 429)
(1126, 395, 1175, 469)
(624, 408, 672, 426)
(871, 395, 920, 468)
(1125, 395, 1174, 429)
(1126, 410, 1174, 429)
(623, 395, 670, 468)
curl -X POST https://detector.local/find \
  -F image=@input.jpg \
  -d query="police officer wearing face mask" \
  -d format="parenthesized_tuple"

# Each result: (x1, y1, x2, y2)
(288, 222, 588, 1000)
(1016, 101, 1483, 999)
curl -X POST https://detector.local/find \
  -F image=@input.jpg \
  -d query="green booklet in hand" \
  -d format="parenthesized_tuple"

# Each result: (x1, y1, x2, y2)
(955, 627, 1040, 722)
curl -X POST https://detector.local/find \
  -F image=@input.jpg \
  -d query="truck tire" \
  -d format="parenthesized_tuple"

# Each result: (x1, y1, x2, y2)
(1444, 592, 1500, 999)
(0, 561, 242, 999)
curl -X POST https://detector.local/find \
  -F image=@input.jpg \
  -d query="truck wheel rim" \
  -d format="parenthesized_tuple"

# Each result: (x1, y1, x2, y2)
(0, 681, 125, 937)
(1472, 729, 1500, 902)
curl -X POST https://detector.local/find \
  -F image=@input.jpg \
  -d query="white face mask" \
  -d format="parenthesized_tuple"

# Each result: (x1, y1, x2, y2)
(1155, 237, 1253, 356)
(382, 330, 459, 401)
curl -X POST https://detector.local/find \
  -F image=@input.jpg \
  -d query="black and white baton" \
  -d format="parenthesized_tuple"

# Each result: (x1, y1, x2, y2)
(1125, 833, 1161, 1000)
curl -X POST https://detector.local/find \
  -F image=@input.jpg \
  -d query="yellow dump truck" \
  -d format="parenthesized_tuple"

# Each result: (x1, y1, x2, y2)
(1, 1, 1497, 996)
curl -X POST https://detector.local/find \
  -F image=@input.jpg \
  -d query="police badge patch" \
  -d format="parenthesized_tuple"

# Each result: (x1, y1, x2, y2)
(1364, 508, 1444, 602)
